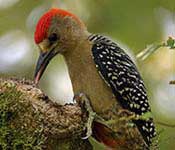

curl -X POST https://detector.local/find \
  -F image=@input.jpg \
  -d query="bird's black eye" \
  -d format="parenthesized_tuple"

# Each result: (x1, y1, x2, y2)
(48, 33, 58, 42)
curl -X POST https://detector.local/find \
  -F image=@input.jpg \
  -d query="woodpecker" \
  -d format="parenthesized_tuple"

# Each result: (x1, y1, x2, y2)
(34, 8, 156, 148)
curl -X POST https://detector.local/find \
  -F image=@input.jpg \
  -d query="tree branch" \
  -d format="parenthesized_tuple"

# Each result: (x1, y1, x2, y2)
(0, 78, 157, 150)
(0, 78, 92, 150)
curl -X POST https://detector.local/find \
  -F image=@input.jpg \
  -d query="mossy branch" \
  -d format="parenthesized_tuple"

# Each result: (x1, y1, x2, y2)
(0, 78, 158, 150)
(0, 78, 92, 150)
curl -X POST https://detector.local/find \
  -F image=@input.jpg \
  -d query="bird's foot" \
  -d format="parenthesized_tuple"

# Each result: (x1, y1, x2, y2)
(118, 108, 133, 117)
(118, 108, 136, 122)
(73, 93, 96, 139)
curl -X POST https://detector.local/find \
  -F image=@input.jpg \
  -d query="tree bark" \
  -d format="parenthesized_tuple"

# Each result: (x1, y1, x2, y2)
(0, 78, 92, 150)
(0, 78, 157, 150)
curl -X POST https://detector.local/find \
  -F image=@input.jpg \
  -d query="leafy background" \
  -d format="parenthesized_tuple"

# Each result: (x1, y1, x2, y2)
(0, 0, 175, 149)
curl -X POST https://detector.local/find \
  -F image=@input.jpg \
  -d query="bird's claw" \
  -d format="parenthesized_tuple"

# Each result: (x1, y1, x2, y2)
(81, 131, 92, 140)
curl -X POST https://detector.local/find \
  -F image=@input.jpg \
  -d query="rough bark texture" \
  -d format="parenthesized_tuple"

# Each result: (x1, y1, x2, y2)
(0, 78, 92, 150)
(0, 78, 157, 150)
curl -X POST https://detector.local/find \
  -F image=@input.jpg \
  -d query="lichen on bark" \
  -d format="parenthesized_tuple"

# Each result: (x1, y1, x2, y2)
(0, 82, 45, 149)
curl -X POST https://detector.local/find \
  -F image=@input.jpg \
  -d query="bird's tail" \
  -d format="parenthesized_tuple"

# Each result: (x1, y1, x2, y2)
(133, 118, 156, 146)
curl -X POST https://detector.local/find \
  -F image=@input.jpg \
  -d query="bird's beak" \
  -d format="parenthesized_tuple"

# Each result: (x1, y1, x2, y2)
(34, 49, 57, 84)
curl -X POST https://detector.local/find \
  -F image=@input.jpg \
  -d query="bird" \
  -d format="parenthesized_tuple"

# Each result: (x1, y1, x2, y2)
(34, 8, 156, 149)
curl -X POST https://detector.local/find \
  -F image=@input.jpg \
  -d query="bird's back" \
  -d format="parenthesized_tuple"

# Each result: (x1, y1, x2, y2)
(89, 34, 156, 146)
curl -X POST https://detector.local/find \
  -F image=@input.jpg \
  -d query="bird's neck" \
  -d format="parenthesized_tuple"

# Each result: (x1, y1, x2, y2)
(63, 36, 93, 92)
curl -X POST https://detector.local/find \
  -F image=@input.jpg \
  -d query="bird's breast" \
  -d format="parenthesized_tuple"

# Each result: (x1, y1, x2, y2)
(64, 41, 117, 113)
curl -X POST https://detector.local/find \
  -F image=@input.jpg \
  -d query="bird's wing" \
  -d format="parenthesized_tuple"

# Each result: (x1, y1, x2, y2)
(89, 34, 156, 146)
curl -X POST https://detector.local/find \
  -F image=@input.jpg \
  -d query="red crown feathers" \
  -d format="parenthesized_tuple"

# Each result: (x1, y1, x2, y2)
(34, 8, 81, 44)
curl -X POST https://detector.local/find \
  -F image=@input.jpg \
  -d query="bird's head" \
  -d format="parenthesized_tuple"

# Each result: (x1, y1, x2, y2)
(34, 8, 86, 84)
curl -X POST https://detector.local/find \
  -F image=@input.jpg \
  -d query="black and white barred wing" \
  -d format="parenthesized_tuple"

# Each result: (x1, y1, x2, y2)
(90, 35, 149, 114)
(89, 34, 156, 146)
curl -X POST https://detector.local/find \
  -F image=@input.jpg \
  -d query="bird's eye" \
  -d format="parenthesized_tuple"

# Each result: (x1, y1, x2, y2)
(48, 33, 58, 42)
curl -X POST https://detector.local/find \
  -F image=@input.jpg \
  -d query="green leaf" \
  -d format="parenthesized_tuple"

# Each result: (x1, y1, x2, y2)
(166, 37, 175, 49)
